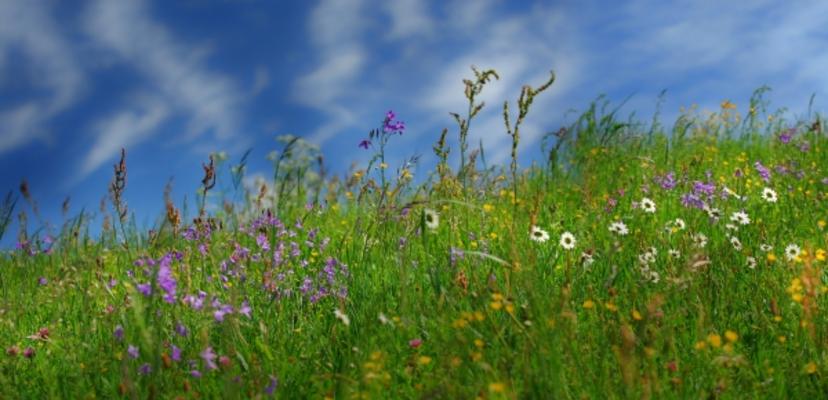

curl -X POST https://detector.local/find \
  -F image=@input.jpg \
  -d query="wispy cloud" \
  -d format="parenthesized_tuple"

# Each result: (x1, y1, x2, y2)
(383, 0, 434, 40)
(0, 1, 84, 153)
(80, 0, 246, 178)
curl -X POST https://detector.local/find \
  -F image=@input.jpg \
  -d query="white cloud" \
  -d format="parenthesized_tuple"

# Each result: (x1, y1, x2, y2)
(294, 0, 367, 144)
(79, 95, 170, 179)
(383, 0, 433, 40)
(0, 1, 84, 153)
(76, 0, 247, 182)
(84, 0, 244, 141)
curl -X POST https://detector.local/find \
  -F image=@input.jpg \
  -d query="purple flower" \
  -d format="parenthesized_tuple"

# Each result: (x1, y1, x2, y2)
(383, 110, 406, 134)
(256, 234, 270, 251)
(239, 300, 252, 318)
(23, 347, 35, 359)
(656, 172, 676, 190)
(214, 304, 233, 322)
(171, 345, 182, 362)
(137, 283, 152, 297)
(139, 363, 152, 375)
(175, 322, 188, 337)
(128, 345, 139, 359)
(37, 277, 48, 286)
(157, 254, 177, 304)
(190, 370, 203, 378)
(264, 375, 279, 396)
(754, 161, 771, 182)
(779, 128, 794, 144)
(358, 139, 371, 149)
(114, 325, 124, 341)
(201, 347, 218, 370)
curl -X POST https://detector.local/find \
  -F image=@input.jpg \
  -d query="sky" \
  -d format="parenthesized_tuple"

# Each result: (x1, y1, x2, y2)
(2, 0, 828, 245)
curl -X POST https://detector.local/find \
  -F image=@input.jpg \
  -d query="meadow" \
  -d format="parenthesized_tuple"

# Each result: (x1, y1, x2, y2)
(1, 69, 828, 399)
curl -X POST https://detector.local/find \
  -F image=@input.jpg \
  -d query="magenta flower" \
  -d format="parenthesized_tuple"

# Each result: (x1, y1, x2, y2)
(409, 338, 423, 348)
(23, 347, 35, 359)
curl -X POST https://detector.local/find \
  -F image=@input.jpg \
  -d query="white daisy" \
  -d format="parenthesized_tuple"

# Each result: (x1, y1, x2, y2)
(639, 251, 656, 265)
(705, 206, 722, 220)
(674, 218, 686, 230)
(559, 232, 576, 250)
(580, 251, 595, 266)
(730, 236, 743, 251)
(725, 223, 739, 232)
(530, 226, 550, 243)
(334, 308, 350, 326)
(692, 233, 708, 248)
(761, 187, 778, 203)
(640, 197, 656, 213)
(785, 244, 801, 261)
(746, 256, 757, 269)
(760, 244, 773, 252)
(668, 249, 681, 258)
(649, 270, 661, 283)
(730, 211, 750, 226)
(609, 221, 629, 236)
(423, 208, 439, 230)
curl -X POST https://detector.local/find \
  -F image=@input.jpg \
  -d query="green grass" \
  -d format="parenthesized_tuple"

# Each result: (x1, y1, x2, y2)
(1, 77, 828, 399)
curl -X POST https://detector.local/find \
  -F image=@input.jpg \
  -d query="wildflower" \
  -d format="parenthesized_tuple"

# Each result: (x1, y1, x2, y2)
(580, 251, 595, 266)
(409, 339, 423, 348)
(656, 172, 676, 190)
(760, 244, 773, 252)
(201, 347, 218, 370)
(529, 226, 550, 243)
(136, 283, 152, 297)
(417, 356, 432, 365)
(754, 161, 772, 183)
(609, 221, 629, 236)
(761, 187, 778, 203)
(114, 325, 124, 341)
(730, 211, 750, 226)
(23, 347, 35, 359)
(559, 232, 576, 250)
(705, 206, 722, 220)
(746, 256, 757, 269)
(37, 277, 47, 286)
(358, 139, 371, 149)
(725, 330, 739, 343)
(191, 370, 203, 378)
(668, 249, 681, 258)
(176, 322, 188, 337)
(779, 128, 794, 144)
(489, 382, 506, 393)
(730, 236, 743, 251)
(264, 375, 279, 396)
(423, 209, 439, 230)
(707, 333, 722, 348)
(128, 345, 139, 359)
(725, 223, 739, 232)
(157, 255, 177, 304)
(640, 197, 656, 213)
(334, 308, 350, 326)
(139, 363, 152, 375)
(238, 300, 252, 318)
(692, 233, 708, 248)
(171, 345, 182, 362)
(785, 244, 801, 261)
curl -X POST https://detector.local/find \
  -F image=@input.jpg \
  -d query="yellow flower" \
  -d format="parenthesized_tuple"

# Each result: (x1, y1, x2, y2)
(488, 382, 506, 393)
(474, 339, 485, 348)
(707, 333, 722, 348)
(694, 341, 707, 350)
(721, 100, 737, 110)
(632, 310, 643, 321)
(605, 302, 618, 312)
(777, 335, 786, 343)
(767, 253, 777, 262)
(725, 330, 738, 343)
(818, 220, 826, 230)
(805, 362, 818, 374)
(482, 204, 494, 213)
(418, 356, 432, 365)
(490, 302, 503, 311)
(582, 300, 595, 309)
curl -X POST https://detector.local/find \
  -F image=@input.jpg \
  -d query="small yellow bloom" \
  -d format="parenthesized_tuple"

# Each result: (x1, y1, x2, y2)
(707, 333, 722, 348)
(450, 357, 462, 368)
(482, 204, 494, 213)
(474, 339, 484, 348)
(818, 220, 826, 229)
(490, 302, 503, 311)
(605, 302, 618, 312)
(474, 311, 485, 321)
(488, 382, 506, 393)
(505, 303, 515, 314)
(582, 300, 595, 309)
(777, 335, 786, 343)
(805, 362, 818, 374)
(773, 315, 782, 322)
(767, 253, 777, 262)
(725, 330, 738, 343)
(418, 356, 432, 365)
(694, 341, 707, 350)
(632, 310, 643, 321)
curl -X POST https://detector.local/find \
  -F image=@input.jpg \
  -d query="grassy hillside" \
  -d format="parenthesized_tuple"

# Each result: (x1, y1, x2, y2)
(1, 71, 827, 399)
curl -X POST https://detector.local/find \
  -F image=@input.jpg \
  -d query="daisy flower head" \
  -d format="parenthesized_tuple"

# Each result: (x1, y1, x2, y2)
(705, 206, 722, 221)
(609, 221, 629, 236)
(692, 233, 708, 248)
(730, 236, 743, 251)
(746, 256, 757, 269)
(730, 211, 750, 226)
(785, 244, 801, 261)
(580, 251, 595, 266)
(530, 226, 550, 243)
(559, 232, 576, 250)
(669, 249, 681, 258)
(640, 197, 656, 213)
(423, 208, 439, 230)
(761, 187, 778, 203)
(760, 244, 773, 252)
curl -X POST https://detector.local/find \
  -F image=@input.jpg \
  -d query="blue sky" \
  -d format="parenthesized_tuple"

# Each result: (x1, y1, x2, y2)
(2, 0, 828, 244)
